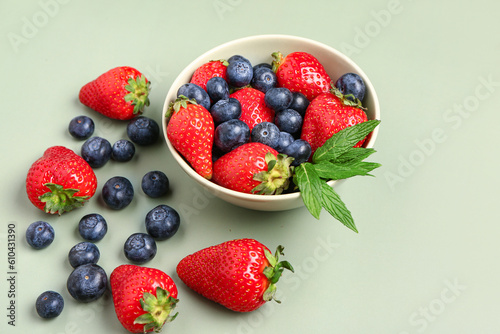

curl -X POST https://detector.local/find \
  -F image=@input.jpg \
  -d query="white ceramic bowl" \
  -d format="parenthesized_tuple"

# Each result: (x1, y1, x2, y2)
(162, 34, 380, 211)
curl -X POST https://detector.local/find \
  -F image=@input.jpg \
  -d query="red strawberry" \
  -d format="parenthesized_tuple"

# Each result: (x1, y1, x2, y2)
(212, 142, 293, 194)
(272, 51, 331, 101)
(189, 59, 228, 91)
(26, 146, 97, 214)
(176, 238, 293, 312)
(230, 87, 274, 131)
(166, 96, 214, 179)
(301, 88, 368, 155)
(110, 264, 179, 333)
(79, 66, 150, 120)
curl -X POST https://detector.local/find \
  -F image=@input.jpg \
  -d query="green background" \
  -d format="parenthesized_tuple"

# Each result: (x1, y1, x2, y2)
(1, 0, 499, 333)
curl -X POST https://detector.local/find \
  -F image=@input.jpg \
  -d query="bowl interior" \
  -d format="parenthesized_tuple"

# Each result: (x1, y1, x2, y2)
(162, 34, 380, 211)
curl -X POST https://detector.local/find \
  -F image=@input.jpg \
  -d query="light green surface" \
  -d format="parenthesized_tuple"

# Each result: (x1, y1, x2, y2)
(1, 0, 499, 333)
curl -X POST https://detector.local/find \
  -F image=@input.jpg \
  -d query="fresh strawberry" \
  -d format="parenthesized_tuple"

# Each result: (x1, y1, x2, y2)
(79, 66, 150, 120)
(230, 87, 274, 131)
(176, 238, 293, 312)
(212, 142, 293, 194)
(110, 264, 179, 333)
(189, 59, 228, 91)
(301, 87, 368, 156)
(26, 146, 97, 214)
(166, 96, 214, 179)
(272, 51, 331, 101)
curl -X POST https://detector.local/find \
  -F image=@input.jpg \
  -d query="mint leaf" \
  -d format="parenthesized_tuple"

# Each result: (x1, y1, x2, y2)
(312, 120, 380, 163)
(321, 183, 357, 233)
(294, 163, 323, 219)
(313, 161, 381, 180)
(333, 147, 376, 164)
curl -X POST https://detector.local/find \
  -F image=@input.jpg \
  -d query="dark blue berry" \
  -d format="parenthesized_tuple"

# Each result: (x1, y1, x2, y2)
(206, 77, 229, 103)
(81, 136, 112, 168)
(68, 242, 100, 268)
(141, 171, 169, 198)
(277, 131, 294, 153)
(289, 92, 310, 117)
(335, 72, 366, 102)
(145, 205, 181, 241)
(265, 87, 293, 112)
(78, 213, 107, 242)
(214, 119, 250, 152)
(36, 291, 64, 318)
(26, 221, 54, 249)
(275, 109, 303, 134)
(210, 98, 242, 125)
(251, 66, 277, 93)
(127, 116, 159, 146)
(283, 139, 312, 166)
(68, 115, 94, 140)
(111, 139, 135, 162)
(66, 263, 107, 303)
(253, 63, 272, 71)
(102, 176, 134, 210)
(227, 55, 253, 88)
(177, 83, 211, 110)
(251, 122, 280, 149)
(124, 233, 157, 264)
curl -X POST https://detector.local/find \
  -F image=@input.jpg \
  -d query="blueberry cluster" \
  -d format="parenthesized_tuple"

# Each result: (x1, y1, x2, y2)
(70, 115, 160, 168)
(31, 114, 182, 319)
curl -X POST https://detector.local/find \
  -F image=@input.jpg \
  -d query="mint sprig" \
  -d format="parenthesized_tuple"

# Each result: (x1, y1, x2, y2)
(294, 120, 381, 233)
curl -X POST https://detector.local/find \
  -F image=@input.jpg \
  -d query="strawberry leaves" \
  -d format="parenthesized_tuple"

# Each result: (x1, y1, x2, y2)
(294, 120, 381, 232)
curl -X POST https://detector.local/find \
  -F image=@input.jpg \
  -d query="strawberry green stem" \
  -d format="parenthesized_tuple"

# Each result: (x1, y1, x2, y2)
(271, 51, 284, 73)
(39, 183, 89, 215)
(134, 287, 179, 333)
(252, 153, 294, 195)
(124, 75, 151, 115)
(262, 245, 294, 303)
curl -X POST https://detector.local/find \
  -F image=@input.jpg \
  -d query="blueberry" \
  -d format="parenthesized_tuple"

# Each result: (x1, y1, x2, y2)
(35, 291, 64, 318)
(227, 55, 253, 88)
(68, 115, 94, 140)
(81, 136, 112, 168)
(127, 116, 159, 146)
(289, 92, 310, 117)
(67, 263, 107, 303)
(275, 109, 303, 134)
(251, 122, 280, 149)
(145, 205, 181, 241)
(102, 176, 134, 210)
(26, 221, 54, 249)
(253, 63, 272, 71)
(111, 139, 135, 162)
(78, 213, 107, 242)
(277, 131, 294, 153)
(206, 77, 229, 103)
(214, 119, 250, 152)
(265, 87, 293, 112)
(251, 66, 277, 93)
(68, 242, 100, 268)
(141, 170, 169, 198)
(210, 98, 242, 125)
(335, 72, 366, 102)
(124, 233, 157, 264)
(283, 139, 312, 166)
(177, 83, 211, 110)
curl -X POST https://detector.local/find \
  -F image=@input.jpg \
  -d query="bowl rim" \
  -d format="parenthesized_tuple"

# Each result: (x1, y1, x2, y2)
(161, 34, 380, 204)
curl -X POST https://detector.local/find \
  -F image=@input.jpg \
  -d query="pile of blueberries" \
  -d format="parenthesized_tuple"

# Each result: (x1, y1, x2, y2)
(29, 114, 181, 319)
(177, 54, 366, 166)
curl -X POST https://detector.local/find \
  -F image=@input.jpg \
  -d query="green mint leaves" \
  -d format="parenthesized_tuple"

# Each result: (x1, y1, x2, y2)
(294, 120, 381, 233)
